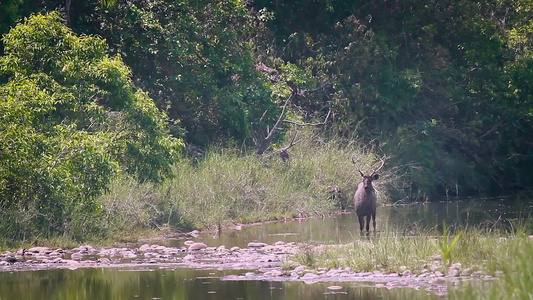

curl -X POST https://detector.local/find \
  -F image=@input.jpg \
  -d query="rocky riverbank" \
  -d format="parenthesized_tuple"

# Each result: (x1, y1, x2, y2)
(0, 238, 499, 296)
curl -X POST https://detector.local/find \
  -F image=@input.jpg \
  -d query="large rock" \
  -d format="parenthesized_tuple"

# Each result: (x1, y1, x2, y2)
(27, 247, 51, 254)
(188, 242, 208, 251)
(247, 242, 268, 248)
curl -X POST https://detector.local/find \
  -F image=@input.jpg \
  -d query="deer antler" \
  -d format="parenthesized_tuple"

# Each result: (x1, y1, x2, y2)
(370, 157, 386, 176)
(351, 155, 365, 177)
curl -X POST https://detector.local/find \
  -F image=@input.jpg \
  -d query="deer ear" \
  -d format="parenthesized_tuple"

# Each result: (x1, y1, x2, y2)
(372, 174, 379, 180)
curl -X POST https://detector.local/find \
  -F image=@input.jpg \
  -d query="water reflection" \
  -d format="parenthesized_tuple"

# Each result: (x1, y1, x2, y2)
(0, 267, 440, 300)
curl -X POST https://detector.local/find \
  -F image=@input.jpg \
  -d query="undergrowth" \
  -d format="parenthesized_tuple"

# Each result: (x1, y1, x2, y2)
(0, 129, 393, 249)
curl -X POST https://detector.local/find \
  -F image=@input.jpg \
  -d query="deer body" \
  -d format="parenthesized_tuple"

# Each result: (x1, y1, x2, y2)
(352, 157, 384, 232)
(354, 175, 378, 232)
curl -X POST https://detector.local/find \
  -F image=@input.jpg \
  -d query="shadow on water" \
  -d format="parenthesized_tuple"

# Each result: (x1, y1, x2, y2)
(0, 267, 440, 300)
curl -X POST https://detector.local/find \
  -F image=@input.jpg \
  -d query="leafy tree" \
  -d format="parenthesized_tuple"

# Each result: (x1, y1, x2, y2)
(84, 0, 280, 147)
(251, 0, 533, 197)
(0, 12, 181, 238)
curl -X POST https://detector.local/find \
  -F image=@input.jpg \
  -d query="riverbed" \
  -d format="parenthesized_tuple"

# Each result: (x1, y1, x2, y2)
(1, 195, 531, 300)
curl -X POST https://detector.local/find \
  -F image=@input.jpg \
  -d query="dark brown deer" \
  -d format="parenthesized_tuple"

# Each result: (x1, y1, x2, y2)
(353, 157, 385, 232)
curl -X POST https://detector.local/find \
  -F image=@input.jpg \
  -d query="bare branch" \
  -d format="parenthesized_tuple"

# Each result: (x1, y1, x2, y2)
(258, 109, 268, 123)
(307, 76, 338, 93)
(256, 90, 295, 155)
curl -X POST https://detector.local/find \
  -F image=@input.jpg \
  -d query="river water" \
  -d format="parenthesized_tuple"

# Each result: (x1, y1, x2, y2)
(1, 195, 531, 300)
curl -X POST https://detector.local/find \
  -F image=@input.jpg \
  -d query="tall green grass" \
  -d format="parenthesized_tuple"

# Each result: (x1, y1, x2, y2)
(450, 235, 533, 299)
(292, 226, 533, 280)
(90, 129, 393, 238)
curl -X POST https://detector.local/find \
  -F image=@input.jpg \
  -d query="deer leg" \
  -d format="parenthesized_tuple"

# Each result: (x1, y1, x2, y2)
(357, 215, 364, 232)
(365, 215, 370, 232)
(371, 213, 376, 232)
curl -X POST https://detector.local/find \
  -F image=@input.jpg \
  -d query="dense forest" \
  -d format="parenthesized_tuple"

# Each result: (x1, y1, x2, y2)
(1, 0, 531, 241)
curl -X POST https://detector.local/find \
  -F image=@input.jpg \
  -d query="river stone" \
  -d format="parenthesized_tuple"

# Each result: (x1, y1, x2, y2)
(98, 258, 111, 263)
(71, 253, 84, 261)
(471, 271, 485, 277)
(434, 271, 444, 277)
(183, 254, 195, 261)
(122, 251, 137, 259)
(430, 277, 446, 285)
(139, 244, 151, 252)
(230, 246, 240, 252)
(154, 245, 167, 251)
(327, 286, 343, 290)
(184, 240, 195, 246)
(188, 242, 207, 251)
(432, 254, 442, 261)
(50, 257, 63, 263)
(402, 270, 413, 276)
(301, 272, 319, 280)
(28, 247, 51, 254)
(248, 242, 268, 248)
(188, 230, 200, 237)
(461, 268, 473, 276)
(64, 259, 80, 265)
(447, 268, 460, 277)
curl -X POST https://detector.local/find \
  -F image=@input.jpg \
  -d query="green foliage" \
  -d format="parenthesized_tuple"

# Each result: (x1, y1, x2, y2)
(293, 224, 533, 285)
(250, 0, 533, 197)
(83, 0, 279, 147)
(0, 12, 181, 240)
(438, 223, 463, 266)
(96, 128, 391, 232)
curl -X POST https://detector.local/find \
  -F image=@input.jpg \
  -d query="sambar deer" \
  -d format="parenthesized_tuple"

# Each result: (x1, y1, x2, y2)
(352, 157, 385, 232)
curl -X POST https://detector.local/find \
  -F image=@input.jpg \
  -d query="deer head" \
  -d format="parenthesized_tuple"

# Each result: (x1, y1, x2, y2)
(352, 156, 385, 190)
